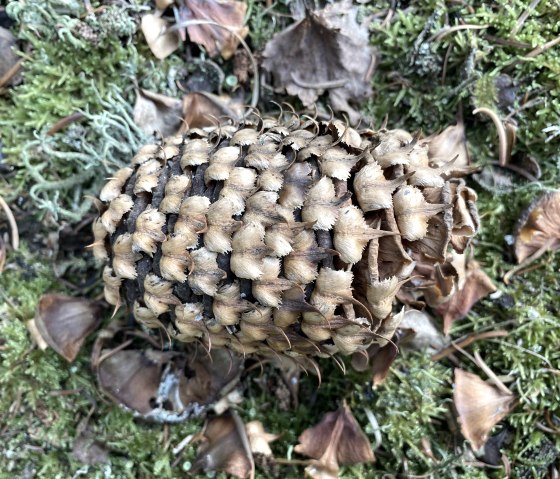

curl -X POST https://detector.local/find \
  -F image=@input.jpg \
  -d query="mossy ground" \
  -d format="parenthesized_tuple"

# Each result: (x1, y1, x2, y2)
(1, 1, 559, 478)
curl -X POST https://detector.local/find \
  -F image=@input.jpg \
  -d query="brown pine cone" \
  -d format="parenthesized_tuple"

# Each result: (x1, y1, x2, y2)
(93, 116, 478, 359)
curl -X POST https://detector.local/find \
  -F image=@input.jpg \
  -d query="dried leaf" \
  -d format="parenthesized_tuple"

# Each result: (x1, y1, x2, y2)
(0, 26, 22, 87)
(295, 402, 374, 478)
(514, 192, 560, 263)
(190, 413, 252, 478)
(262, 3, 376, 123)
(246, 421, 278, 456)
(181, 91, 242, 130)
(133, 89, 183, 137)
(453, 369, 515, 451)
(182, 0, 248, 59)
(436, 262, 496, 335)
(398, 309, 446, 352)
(33, 294, 103, 362)
(96, 342, 241, 421)
(141, 14, 180, 60)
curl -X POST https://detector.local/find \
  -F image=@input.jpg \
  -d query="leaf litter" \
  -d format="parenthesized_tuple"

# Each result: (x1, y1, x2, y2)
(262, 0, 376, 124)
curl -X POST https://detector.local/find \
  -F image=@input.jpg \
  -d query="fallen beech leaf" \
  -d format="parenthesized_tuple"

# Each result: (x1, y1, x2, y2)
(181, 91, 243, 130)
(190, 412, 253, 478)
(351, 339, 399, 386)
(246, 421, 278, 456)
(514, 192, 560, 263)
(141, 14, 180, 60)
(0, 26, 22, 87)
(262, 2, 376, 124)
(182, 0, 248, 59)
(33, 294, 103, 362)
(453, 369, 515, 451)
(398, 309, 446, 352)
(295, 402, 374, 478)
(436, 261, 496, 335)
(427, 120, 470, 170)
(133, 88, 183, 137)
(95, 333, 242, 421)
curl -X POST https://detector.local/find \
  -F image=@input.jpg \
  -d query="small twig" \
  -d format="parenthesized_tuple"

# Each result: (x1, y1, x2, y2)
(505, 35, 560, 71)
(429, 24, 489, 43)
(510, 0, 541, 37)
(0, 59, 24, 89)
(525, 35, 560, 59)
(441, 43, 453, 85)
(0, 195, 19, 249)
(170, 19, 259, 109)
(484, 34, 531, 49)
(290, 72, 348, 90)
(503, 237, 556, 284)
(490, 161, 538, 182)
(473, 350, 512, 395)
(473, 107, 509, 166)
(432, 330, 508, 361)
(95, 338, 134, 367)
(48, 389, 82, 397)
(47, 112, 85, 136)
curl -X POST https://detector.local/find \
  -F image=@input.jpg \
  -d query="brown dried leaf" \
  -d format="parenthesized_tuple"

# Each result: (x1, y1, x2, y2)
(262, 3, 376, 124)
(133, 89, 183, 137)
(0, 26, 22, 87)
(398, 309, 446, 352)
(453, 369, 515, 451)
(141, 14, 180, 59)
(295, 402, 374, 478)
(96, 344, 241, 421)
(33, 294, 103, 362)
(436, 261, 496, 335)
(514, 192, 560, 263)
(427, 120, 470, 169)
(180, 91, 242, 130)
(190, 413, 252, 478)
(182, 0, 248, 59)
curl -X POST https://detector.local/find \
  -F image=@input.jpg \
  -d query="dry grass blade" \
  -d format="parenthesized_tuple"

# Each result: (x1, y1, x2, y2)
(0, 195, 19, 249)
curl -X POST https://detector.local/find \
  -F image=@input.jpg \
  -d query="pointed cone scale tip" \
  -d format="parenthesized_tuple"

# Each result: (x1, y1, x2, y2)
(34, 294, 103, 362)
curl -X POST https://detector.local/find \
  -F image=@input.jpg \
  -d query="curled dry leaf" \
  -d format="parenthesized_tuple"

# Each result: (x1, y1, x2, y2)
(398, 309, 446, 352)
(262, 2, 376, 123)
(141, 14, 180, 60)
(436, 261, 496, 335)
(133, 89, 183, 137)
(191, 413, 276, 478)
(181, 91, 243, 130)
(31, 294, 103, 362)
(453, 369, 515, 451)
(181, 0, 248, 59)
(352, 341, 399, 387)
(191, 413, 252, 477)
(514, 192, 560, 263)
(295, 402, 374, 478)
(95, 340, 242, 421)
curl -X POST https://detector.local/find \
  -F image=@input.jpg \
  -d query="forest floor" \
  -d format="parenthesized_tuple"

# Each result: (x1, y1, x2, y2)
(0, 1, 559, 478)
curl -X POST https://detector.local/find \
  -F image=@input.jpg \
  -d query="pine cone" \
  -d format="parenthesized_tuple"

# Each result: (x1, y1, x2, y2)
(93, 116, 478, 359)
